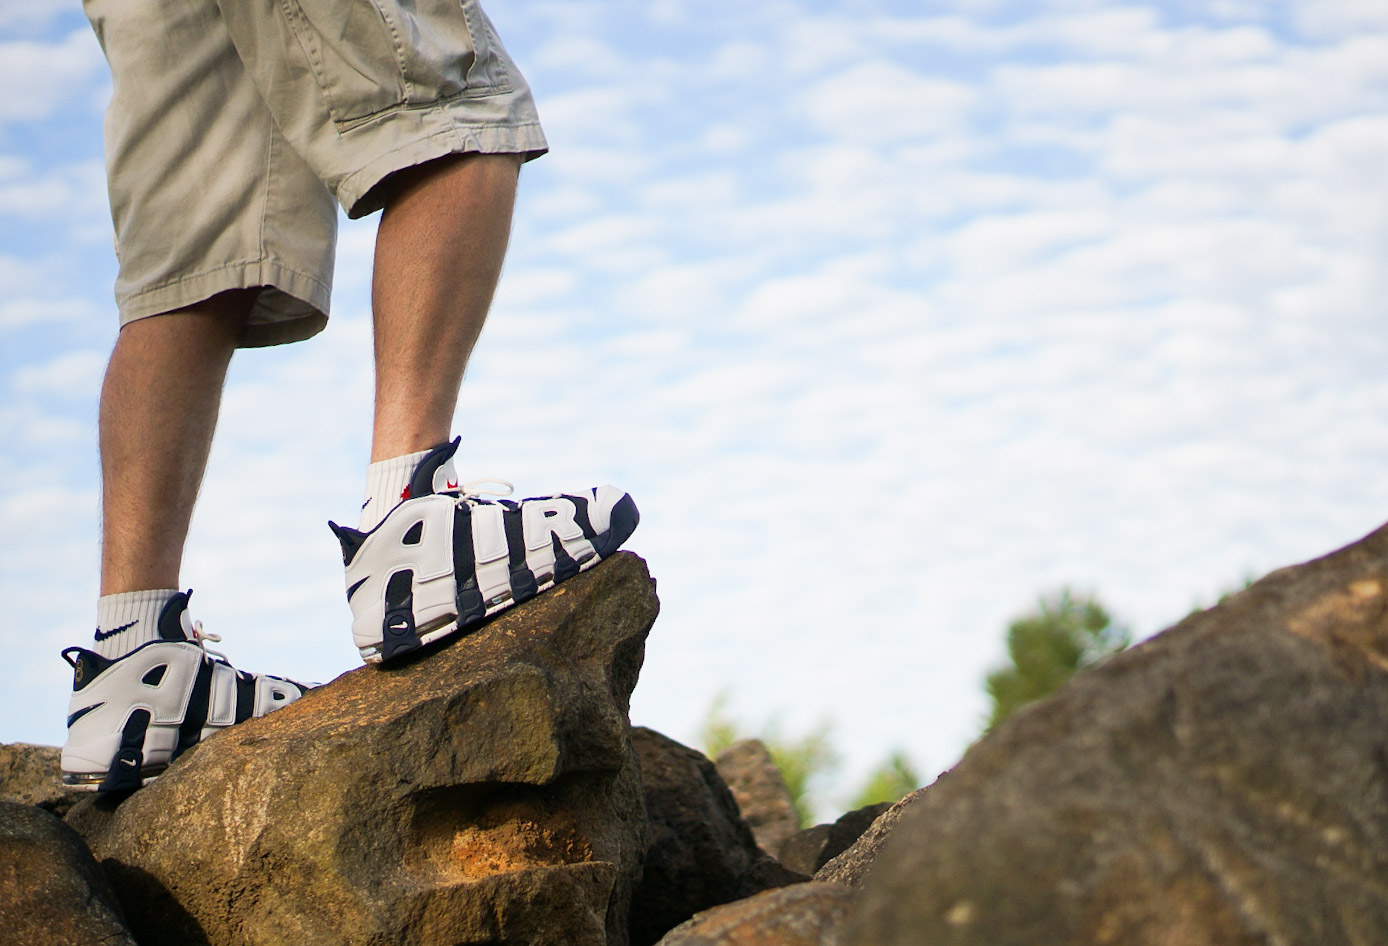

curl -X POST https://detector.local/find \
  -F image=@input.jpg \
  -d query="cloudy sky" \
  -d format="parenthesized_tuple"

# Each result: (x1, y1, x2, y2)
(2, 0, 1387, 812)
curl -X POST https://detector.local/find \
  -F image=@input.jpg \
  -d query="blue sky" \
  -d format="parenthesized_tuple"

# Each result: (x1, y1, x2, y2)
(3, 0, 1388, 814)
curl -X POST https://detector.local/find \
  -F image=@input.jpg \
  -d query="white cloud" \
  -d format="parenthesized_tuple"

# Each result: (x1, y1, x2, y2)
(0, 295, 106, 332)
(0, 156, 106, 221)
(0, 29, 104, 122)
(9, 349, 106, 399)
(0, 0, 77, 32)
(1288, 0, 1388, 37)
(799, 62, 982, 142)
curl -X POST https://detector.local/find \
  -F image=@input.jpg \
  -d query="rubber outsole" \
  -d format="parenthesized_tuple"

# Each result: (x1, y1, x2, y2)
(61, 767, 164, 791)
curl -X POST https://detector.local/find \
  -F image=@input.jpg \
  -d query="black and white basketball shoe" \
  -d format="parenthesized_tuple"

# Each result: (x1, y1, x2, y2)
(329, 439, 639, 664)
(61, 592, 312, 792)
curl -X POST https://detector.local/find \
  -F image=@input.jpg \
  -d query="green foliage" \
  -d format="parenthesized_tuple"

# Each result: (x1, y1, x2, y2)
(698, 692, 741, 759)
(699, 693, 917, 827)
(699, 694, 839, 829)
(984, 588, 1129, 733)
(849, 751, 919, 809)
(1187, 574, 1257, 618)
(764, 722, 838, 829)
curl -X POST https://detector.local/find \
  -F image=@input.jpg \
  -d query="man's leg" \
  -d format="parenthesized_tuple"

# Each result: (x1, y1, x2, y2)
(66, 289, 312, 792)
(340, 149, 636, 666)
(369, 152, 522, 463)
(99, 290, 255, 594)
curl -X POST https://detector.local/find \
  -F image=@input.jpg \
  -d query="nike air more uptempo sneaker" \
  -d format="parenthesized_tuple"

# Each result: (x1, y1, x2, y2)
(61, 592, 312, 792)
(329, 439, 639, 664)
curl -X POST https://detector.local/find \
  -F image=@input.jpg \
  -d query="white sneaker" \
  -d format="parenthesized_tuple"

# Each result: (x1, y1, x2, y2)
(61, 592, 312, 792)
(329, 439, 640, 663)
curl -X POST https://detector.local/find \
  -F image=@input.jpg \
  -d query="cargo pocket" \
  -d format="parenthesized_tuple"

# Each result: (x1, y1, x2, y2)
(280, 0, 513, 129)
(399, 0, 514, 102)
(277, 0, 409, 126)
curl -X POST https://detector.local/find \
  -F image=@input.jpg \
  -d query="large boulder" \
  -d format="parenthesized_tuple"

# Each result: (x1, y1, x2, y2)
(843, 525, 1388, 945)
(714, 739, 799, 856)
(0, 801, 135, 945)
(653, 883, 854, 946)
(67, 552, 658, 946)
(0, 743, 84, 817)
(630, 727, 805, 945)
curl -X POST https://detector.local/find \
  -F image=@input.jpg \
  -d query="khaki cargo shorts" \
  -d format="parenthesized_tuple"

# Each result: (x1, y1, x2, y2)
(83, 0, 548, 347)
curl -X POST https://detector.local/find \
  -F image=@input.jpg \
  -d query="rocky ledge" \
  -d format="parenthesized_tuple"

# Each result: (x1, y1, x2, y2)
(69, 552, 658, 946)
(8, 524, 1388, 944)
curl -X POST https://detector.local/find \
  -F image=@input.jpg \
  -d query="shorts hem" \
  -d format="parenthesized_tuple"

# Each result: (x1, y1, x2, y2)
(336, 111, 548, 218)
(117, 259, 332, 348)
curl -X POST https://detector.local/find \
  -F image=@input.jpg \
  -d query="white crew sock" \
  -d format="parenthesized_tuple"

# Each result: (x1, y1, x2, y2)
(360, 447, 460, 531)
(93, 589, 180, 660)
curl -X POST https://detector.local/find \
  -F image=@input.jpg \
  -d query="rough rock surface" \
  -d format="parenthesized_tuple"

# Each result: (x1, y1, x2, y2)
(0, 801, 136, 945)
(780, 802, 891, 877)
(630, 727, 806, 945)
(714, 739, 799, 856)
(843, 525, 1388, 946)
(67, 552, 658, 946)
(0, 742, 84, 817)
(778, 823, 832, 879)
(653, 883, 854, 946)
(814, 789, 925, 888)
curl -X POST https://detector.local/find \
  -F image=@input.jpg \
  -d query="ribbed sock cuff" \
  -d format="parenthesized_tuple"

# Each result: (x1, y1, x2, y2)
(360, 449, 432, 531)
(93, 588, 179, 659)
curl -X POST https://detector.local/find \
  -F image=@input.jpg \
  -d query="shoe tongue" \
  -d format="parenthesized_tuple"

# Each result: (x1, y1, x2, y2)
(431, 456, 460, 495)
(156, 591, 195, 641)
(408, 438, 462, 498)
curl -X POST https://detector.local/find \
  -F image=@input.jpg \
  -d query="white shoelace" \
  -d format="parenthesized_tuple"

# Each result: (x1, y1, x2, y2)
(182, 613, 229, 662)
(459, 479, 514, 500)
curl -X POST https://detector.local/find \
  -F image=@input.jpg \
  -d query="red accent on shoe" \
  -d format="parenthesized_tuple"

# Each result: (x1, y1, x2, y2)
(446, 480, 459, 491)
(400, 485, 412, 500)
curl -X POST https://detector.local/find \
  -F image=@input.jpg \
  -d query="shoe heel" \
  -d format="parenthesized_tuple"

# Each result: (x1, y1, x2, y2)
(98, 709, 151, 793)
(380, 570, 422, 661)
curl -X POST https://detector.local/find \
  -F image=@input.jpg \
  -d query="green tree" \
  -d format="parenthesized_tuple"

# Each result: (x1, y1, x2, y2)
(984, 588, 1129, 733)
(849, 751, 919, 809)
(699, 694, 920, 825)
(1186, 574, 1256, 618)
(766, 722, 837, 828)
(699, 691, 741, 758)
(699, 694, 838, 828)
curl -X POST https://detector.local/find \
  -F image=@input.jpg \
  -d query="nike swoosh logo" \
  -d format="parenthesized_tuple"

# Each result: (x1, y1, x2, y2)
(67, 703, 104, 727)
(93, 620, 138, 641)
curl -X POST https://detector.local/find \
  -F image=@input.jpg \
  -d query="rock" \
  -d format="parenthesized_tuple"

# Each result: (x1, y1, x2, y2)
(814, 790, 925, 888)
(630, 727, 806, 946)
(778, 823, 831, 877)
(780, 802, 891, 876)
(66, 552, 658, 946)
(0, 743, 84, 817)
(654, 883, 854, 946)
(714, 739, 799, 856)
(842, 525, 1388, 946)
(0, 801, 136, 945)
(743, 852, 812, 891)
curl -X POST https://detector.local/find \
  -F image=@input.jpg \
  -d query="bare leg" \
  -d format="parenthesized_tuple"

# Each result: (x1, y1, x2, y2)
(370, 153, 522, 462)
(99, 291, 255, 594)
(101, 154, 518, 591)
